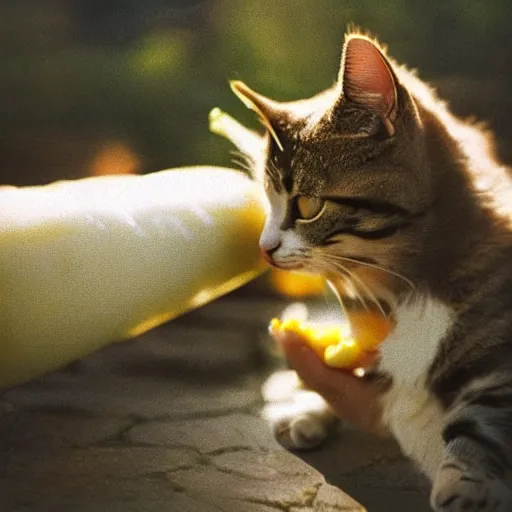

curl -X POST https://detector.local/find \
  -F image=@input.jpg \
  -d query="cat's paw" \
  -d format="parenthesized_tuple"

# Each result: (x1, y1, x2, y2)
(431, 461, 511, 512)
(273, 412, 330, 451)
(260, 369, 338, 451)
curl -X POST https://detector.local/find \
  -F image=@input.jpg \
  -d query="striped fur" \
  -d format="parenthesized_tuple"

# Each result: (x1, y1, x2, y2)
(234, 32, 512, 511)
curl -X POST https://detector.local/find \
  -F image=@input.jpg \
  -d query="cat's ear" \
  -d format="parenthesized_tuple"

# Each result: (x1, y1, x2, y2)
(230, 80, 284, 150)
(338, 35, 398, 135)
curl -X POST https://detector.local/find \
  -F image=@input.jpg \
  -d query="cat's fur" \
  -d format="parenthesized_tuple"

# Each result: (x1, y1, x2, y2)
(226, 29, 512, 511)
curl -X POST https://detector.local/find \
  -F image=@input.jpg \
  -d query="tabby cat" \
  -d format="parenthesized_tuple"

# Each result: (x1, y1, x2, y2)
(226, 31, 512, 511)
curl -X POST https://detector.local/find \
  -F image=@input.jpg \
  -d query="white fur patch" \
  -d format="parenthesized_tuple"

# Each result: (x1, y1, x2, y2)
(380, 297, 456, 479)
(380, 297, 455, 386)
(276, 229, 306, 260)
(260, 187, 308, 264)
(259, 188, 286, 252)
(382, 384, 445, 478)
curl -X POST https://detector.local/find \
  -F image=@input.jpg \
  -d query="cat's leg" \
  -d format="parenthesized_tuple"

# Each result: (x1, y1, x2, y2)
(260, 369, 339, 450)
(430, 400, 512, 512)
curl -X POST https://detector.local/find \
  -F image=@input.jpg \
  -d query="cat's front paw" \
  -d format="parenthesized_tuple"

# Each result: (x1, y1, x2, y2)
(431, 461, 511, 512)
(273, 412, 331, 451)
(261, 369, 338, 451)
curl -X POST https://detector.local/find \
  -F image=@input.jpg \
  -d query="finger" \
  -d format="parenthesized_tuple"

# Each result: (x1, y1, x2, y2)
(273, 328, 345, 390)
(274, 330, 387, 435)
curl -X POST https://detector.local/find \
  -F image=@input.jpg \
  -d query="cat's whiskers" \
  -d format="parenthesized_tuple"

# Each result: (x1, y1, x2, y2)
(266, 159, 282, 187)
(231, 158, 253, 177)
(323, 253, 402, 313)
(230, 150, 254, 176)
(320, 256, 384, 315)
(314, 256, 372, 313)
(325, 252, 416, 293)
(310, 258, 358, 316)
(343, 264, 388, 318)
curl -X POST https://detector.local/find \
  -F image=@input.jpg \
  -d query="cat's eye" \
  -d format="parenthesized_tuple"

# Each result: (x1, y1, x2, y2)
(296, 196, 325, 220)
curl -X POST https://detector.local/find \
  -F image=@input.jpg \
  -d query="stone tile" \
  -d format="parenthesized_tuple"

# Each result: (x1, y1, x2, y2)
(338, 484, 431, 512)
(313, 483, 366, 511)
(1, 447, 338, 512)
(171, 450, 364, 511)
(299, 427, 403, 478)
(127, 413, 281, 453)
(169, 493, 285, 512)
(0, 410, 131, 451)
(169, 461, 322, 508)
(0, 290, 399, 512)
(5, 446, 198, 477)
(4, 374, 261, 419)
(210, 452, 364, 510)
(299, 429, 431, 511)
(0, 476, 196, 512)
(212, 450, 320, 480)
(341, 456, 429, 491)
(188, 494, 284, 512)
(72, 323, 264, 376)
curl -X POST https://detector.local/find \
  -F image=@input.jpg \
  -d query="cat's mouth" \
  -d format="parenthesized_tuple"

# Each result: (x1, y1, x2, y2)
(267, 258, 304, 271)
(275, 262, 303, 271)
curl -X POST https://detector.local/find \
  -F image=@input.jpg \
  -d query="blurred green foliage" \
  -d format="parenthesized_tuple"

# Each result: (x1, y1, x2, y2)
(1, 0, 511, 185)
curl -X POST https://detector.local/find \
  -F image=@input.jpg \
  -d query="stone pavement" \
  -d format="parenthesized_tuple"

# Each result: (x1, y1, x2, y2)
(0, 282, 431, 511)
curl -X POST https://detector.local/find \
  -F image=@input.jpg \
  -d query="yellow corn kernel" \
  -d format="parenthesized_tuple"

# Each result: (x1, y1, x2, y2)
(270, 311, 393, 370)
(271, 317, 357, 364)
(324, 339, 363, 369)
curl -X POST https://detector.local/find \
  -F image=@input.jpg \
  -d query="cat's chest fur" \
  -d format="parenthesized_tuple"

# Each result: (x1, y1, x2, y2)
(378, 297, 455, 477)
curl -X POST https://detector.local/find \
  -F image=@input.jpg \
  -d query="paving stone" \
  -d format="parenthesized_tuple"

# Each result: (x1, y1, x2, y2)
(168, 493, 283, 512)
(0, 410, 131, 451)
(337, 485, 431, 512)
(127, 413, 281, 453)
(212, 451, 319, 481)
(4, 374, 261, 419)
(171, 450, 362, 511)
(299, 427, 403, 478)
(313, 483, 366, 511)
(5, 446, 198, 477)
(0, 290, 423, 511)
(341, 457, 429, 491)
(0, 476, 194, 512)
(212, 450, 320, 480)
(300, 432, 430, 511)
(169, 463, 322, 508)
(187, 494, 285, 512)
(71, 323, 264, 376)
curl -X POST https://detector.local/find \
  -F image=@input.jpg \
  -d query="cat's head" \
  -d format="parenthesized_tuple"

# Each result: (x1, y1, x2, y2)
(232, 33, 440, 304)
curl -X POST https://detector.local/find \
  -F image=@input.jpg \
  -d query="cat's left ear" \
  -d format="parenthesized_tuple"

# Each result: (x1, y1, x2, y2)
(230, 80, 285, 150)
(338, 34, 398, 136)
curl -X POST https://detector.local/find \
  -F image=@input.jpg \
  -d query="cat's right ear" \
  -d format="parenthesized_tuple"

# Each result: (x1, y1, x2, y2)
(230, 81, 285, 151)
(338, 34, 398, 136)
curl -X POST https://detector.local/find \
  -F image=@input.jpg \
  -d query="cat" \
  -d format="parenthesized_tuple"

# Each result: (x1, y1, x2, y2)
(222, 29, 512, 512)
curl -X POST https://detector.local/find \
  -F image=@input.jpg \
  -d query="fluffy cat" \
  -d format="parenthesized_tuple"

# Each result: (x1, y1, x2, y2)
(224, 30, 512, 512)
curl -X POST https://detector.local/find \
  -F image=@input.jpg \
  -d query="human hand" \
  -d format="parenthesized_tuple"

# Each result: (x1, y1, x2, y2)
(272, 327, 389, 437)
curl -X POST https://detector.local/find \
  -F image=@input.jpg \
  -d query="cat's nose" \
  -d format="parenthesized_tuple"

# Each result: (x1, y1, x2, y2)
(260, 242, 281, 264)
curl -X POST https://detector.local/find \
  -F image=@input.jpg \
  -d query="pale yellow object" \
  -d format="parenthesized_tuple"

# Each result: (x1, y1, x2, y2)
(0, 166, 267, 389)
